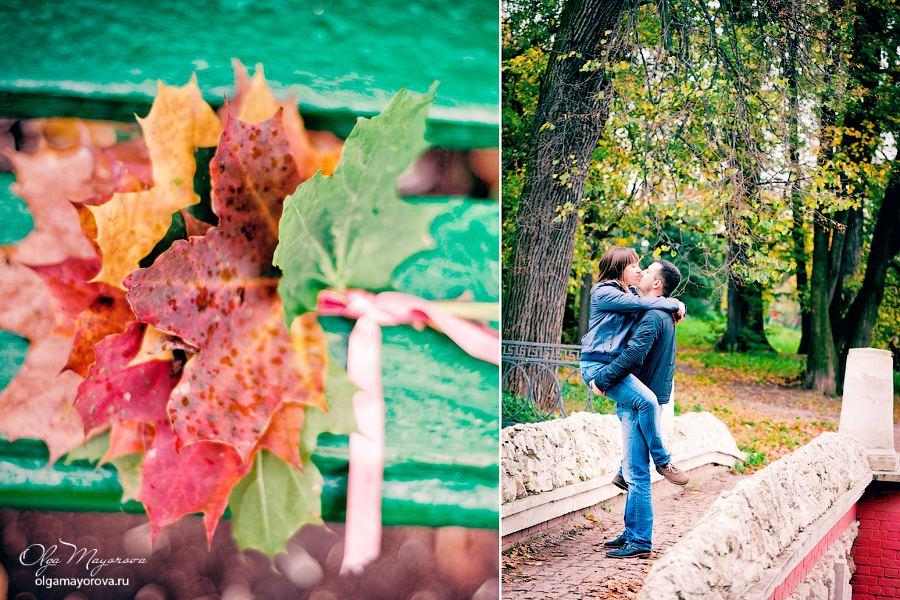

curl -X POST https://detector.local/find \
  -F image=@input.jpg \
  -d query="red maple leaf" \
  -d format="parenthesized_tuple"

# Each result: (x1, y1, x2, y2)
(73, 320, 252, 545)
(125, 108, 327, 463)
(30, 256, 135, 377)
(0, 256, 85, 462)
(140, 420, 251, 547)
(73, 321, 182, 431)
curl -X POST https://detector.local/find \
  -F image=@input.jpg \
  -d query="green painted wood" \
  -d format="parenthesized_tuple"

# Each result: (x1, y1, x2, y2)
(0, 189, 499, 526)
(315, 316, 499, 528)
(0, 0, 499, 149)
(0, 438, 145, 514)
(0, 172, 31, 245)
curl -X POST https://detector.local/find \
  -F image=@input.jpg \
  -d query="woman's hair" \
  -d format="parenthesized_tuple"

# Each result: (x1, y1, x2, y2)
(596, 246, 640, 292)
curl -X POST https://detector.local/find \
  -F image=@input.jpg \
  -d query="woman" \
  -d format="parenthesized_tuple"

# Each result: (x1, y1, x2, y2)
(580, 246, 684, 483)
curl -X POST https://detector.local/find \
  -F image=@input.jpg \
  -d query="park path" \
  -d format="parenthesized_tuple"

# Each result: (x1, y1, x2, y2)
(501, 470, 751, 599)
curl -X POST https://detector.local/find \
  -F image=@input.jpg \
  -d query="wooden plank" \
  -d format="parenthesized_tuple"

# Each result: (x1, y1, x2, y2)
(0, 0, 499, 148)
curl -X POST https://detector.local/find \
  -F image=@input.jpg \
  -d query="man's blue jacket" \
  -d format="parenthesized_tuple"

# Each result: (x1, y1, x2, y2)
(580, 281, 679, 363)
(592, 308, 677, 404)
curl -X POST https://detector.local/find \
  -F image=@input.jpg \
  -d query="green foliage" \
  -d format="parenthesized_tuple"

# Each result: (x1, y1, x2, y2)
(765, 324, 802, 355)
(502, 0, 563, 55)
(675, 317, 723, 350)
(275, 88, 445, 322)
(501, 46, 547, 275)
(873, 266, 900, 349)
(501, 389, 550, 423)
(732, 445, 767, 474)
(504, 0, 899, 398)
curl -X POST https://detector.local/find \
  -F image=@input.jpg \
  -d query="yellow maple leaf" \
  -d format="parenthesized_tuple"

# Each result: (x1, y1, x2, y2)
(89, 76, 222, 288)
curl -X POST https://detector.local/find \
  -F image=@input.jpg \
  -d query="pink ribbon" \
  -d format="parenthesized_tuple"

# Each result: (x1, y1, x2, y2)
(316, 289, 499, 574)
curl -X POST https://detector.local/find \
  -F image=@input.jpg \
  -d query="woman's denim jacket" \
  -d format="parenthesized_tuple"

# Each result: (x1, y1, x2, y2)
(580, 281, 679, 362)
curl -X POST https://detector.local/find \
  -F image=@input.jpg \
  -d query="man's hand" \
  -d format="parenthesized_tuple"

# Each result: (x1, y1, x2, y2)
(673, 300, 686, 324)
(590, 380, 606, 397)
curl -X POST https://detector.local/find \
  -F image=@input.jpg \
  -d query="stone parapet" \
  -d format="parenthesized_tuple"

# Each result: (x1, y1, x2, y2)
(501, 410, 743, 504)
(501, 411, 746, 543)
(637, 432, 872, 600)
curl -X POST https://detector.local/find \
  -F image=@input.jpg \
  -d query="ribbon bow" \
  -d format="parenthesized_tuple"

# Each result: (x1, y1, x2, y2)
(316, 289, 499, 574)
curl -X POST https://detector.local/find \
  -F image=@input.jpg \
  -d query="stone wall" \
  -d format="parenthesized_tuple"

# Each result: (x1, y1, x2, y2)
(501, 410, 742, 503)
(637, 432, 871, 600)
(788, 522, 857, 600)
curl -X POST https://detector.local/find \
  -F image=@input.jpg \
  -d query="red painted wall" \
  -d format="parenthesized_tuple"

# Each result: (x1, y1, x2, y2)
(852, 481, 900, 600)
(767, 506, 857, 600)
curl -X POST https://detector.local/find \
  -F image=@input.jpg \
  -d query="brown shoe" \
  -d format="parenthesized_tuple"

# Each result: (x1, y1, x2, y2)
(656, 463, 689, 486)
(612, 473, 628, 491)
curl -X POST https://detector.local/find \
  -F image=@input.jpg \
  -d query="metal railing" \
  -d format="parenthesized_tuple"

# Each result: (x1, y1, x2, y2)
(501, 340, 601, 426)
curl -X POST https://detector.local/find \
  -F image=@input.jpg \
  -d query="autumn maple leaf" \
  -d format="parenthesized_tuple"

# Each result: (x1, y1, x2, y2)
(222, 60, 343, 179)
(29, 255, 135, 377)
(88, 77, 223, 288)
(0, 255, 85, 462)
(125, 106, 328, 463)
(5, 138, 102, 266)
(73, 321, 251, 546)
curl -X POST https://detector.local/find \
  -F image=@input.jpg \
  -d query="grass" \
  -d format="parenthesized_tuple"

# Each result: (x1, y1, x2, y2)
(678, 350, 804, 385)
(559, 371, 618, 415)
(676, 316, 802, 356)
(766, 324, 802, 355)
(502, 389, 551, 423)
(732, 445, 768, 473)
(675, 316, 721, 350)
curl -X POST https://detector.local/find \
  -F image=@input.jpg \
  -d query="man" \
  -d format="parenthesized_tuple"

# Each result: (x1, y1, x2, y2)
(590, 259, 685, 559)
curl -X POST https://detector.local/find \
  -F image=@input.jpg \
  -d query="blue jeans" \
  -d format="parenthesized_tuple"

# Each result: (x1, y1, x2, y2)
(618, 402, 653, 551)
(580, 362, 670, 466)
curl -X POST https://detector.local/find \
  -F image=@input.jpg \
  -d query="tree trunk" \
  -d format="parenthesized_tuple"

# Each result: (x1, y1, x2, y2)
(807, 0, 887, 391)
(828, 208, 863, 335)
(806, 219, 839, 394)
(838, 163, 900, 386)
(718, 156, 774, 353)
(502, 0, 638, 396)
(804, 0, 844, 391)
(719, 278, 772, 353)
(577, 271, 592, 343)
(786, 28, 810, 355)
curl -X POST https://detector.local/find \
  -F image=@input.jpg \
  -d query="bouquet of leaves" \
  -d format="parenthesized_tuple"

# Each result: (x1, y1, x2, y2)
(0, 62, 483, 560)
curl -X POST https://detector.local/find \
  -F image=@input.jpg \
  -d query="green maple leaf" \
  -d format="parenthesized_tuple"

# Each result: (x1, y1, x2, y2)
(274, 86, 446, 325)
(62, 431, 111, 465)
(228, 450, 324, 557)
(302, 349, 359, 452)
(228, 349, 357, 557)
(108, 453, 144, 504)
